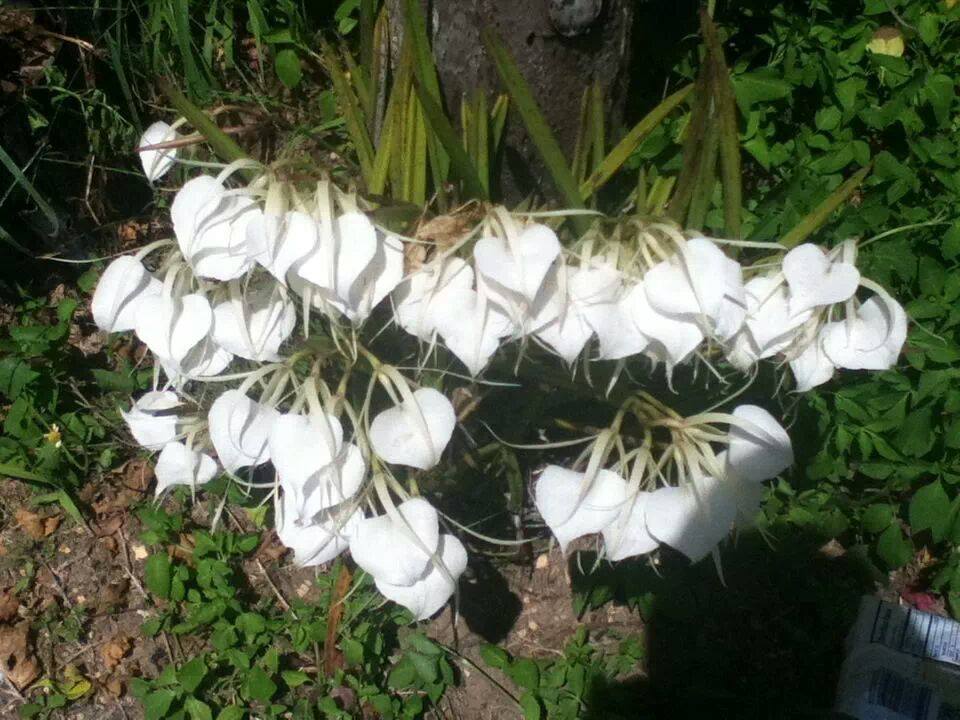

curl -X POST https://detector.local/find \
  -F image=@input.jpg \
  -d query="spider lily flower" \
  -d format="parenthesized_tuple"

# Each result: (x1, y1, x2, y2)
(472, 223, 561, 304)
(782, 243, 860, 315)
(212, 286, 296, 362)
(134, 291, 233, 380)
(369, 388, 456, 470)
(717, 451, 767, 528)
(138, 121, 178, 182)
(788, 333, 835, 391)
(601, 491, 659, 561)
(627, 280, 704, 368)
(121, 391, 182, 450)
(821, 293, 907, 371)
(171, 175, 259, 281)
(643, 237, 746, 342)
(207, 389, 279, 473)
(268, 412, 366, 521)
(376, 534, 467, 620)
(91, 256, 162, 333)
(248, 210, 318, 285)
(394, 257, 476, 341)
(726, 405, 794, 483)
(534, 465, 627, 552)
(154, 441, 218, 496)
(294, 211, 402, 321)
(349, 498, 441, 587)
(435, 285, 515, 376)
(741, 276, 812, 359)
(588, 282, 651, 361)
(276, 494, 363, 567)
(644, 474, 738, 562)
(532, 262, 622, 364)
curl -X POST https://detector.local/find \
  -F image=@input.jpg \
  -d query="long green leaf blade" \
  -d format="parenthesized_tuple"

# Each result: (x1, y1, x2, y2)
(0, 143, 59, 236)
(779, 165, 872, 248)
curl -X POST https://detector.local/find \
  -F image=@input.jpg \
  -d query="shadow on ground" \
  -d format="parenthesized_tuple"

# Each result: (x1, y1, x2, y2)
(568, 526, 880, 720)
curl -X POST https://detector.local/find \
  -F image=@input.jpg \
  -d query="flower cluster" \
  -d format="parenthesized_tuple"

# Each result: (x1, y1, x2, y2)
(88, 128, 910, 621)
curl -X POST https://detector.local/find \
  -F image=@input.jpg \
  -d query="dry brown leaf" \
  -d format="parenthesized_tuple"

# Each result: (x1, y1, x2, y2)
(0, 589, 18, 623)
(0, 621, 40, 690)
(15, 508, 60, 540)
(101, 636, 131, 671)
(102, 675, 124, 697)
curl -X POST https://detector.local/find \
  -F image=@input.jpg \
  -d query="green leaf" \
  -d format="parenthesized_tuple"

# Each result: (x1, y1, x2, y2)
(482, 28, 588, 234)
(897, 406, 936, 458)
(179, 656, 207, 694)
(925, 74, 955, 127)
(0, 142, 60, 236)
(408, 651, 438, 683)
(877, 524, 912, 569)
(236, 612, 267, 639)
(909, 481, 953, 543)
(281, 670, 310, 688)
(519, 691, 542, 720)
(508, 658, 540, 691)
(862, 504, 895, 534)
(144, 689, 177, 720)
(0, 358, 39, 400)
(780, 165, 871, 249)
(184, 697, 213, 720)
(215, 708, 245, 720)
(480, 644, 510, 670)
(274, 48, 302, 89)
(732, 70, 792, 110)
(144, 553, 172, 599)
(244, 667, 276, 703)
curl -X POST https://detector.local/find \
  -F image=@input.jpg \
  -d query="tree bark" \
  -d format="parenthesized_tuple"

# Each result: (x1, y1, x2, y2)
(387, 0, 634, 201)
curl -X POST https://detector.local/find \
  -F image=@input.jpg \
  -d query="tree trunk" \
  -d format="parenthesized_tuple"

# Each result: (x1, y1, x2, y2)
(387, 0, 634, 201)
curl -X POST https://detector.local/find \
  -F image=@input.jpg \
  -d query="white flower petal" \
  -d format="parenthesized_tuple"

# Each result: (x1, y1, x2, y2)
(534, 466, 627, 552)
(212, 287, 296, 361)
(789, 336, 835, 391)
(91, 256, 162, 332)
(121, 392, 181, 451)
(207, 390, 278, 473)
(601, 492, 659, 561)
(644, 475, 737, 562)
(473, 223, 561, 302)
(138, 121, 178, 182)
(349, 498, 440, 586)
(155, 442, 217, 495)
(394, 258, 475, 340)
(134, 293, 213, 368)
(783, 243, 860, 315)
(376, 534, 467, 621)
(277, 498, 363, 567)
(727, 405, 793, 483)
(369, 388, 456, 470)
(821, 294, 907, 371)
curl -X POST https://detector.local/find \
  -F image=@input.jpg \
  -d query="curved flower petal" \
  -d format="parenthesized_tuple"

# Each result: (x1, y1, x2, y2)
(346, 233, 404, 322)
(135, 293, 214, 368)
(473, 223, 561, 303)
(743, 276, 811, 356)
(369, 388, 456, 470)
(601, 491, 659, 561)
(629, 281, 704, 367)
(589, 282, 650, 360)
(349, 498, 440, 586)
(277, 497, 363, 567)
(212, 287, 296, 361)
(138, 121, 178, 182)
(121, 391, 181, 450)
(727, 405, 793, 483)
(250, 210, 318, 284)
(91, 256, 162, 332)
(376, 534, 467, 621)
(789, 335, 835, 391)
(783, 243, 860, 315)
(395, 258, 475, 340)
(208, 390, 278, 473)
(296, 211, 379, 313)
(155, 441, 217, 496)
(534, 465, 627, 552)
(435, 285, 515, 376)
(821, 294, 907, 371)
(644, 475, 737, 562)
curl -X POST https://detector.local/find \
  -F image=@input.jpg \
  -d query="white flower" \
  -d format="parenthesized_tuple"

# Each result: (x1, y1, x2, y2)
(276, 495, 362, 567)
(726, 405, 793, 483)
(643, 237, 746, 342)
(601, 492, 659, 561)
(207, 390, 279, 473)
(121, 391, 181, 450)
(138, 121, 178, 182)
(629, 280, 704, 368)
(154, 442, 218, 495)
(134, 291, 233, 380)
(248, 210, 318, 284)
(742, 275, 812, 358)
(171, 175, 259, 281)
(212, 285, 296, 362)
(587, 282, 650, 361)
(644, 474, 737, 562)
(268, 412, 365, 521)
(376, 534, 467, 620)
(534, 465, 627, 552)
(91, 256, 162, 332)
(788, 334, 835, 391)
(369, 388, 456, 470)
(472, 223, 561, 303)
(782, 243, 860, 315)
(435, 285, 515, 376)
(821, 293, 907, 371)
(349, 498, 441, 586)
(394, 257, 476, 341)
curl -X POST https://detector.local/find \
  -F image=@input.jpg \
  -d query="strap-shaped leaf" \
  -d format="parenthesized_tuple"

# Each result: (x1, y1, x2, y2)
(780, 165, 872, 249)
(482, 27, 588, 234)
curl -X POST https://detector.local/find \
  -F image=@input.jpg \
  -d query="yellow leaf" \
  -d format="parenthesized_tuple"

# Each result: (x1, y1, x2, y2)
(868, 27, 905, 57)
